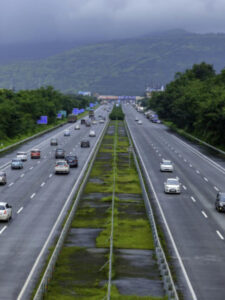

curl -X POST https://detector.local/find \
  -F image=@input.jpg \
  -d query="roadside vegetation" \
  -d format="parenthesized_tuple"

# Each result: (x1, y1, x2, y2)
(148, 62, 225, 148)
(0, 86, 95, 148)
(109, 104, 125, 120)
(44, 120, 166, 300)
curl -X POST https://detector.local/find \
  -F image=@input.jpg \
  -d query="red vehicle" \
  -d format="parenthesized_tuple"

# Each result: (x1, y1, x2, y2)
(30, 149, 41, 159)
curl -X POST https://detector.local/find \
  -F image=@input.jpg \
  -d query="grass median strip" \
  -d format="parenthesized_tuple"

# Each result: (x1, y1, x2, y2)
(44, 120, 165, 300)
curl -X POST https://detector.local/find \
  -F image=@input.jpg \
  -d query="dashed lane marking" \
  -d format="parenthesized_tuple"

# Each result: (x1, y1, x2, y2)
(204, 177, 208, 182)
(20, 173, 25, 178)
(216, 230, 224, 240)
(8, 182, 14, 187)
(201, 211, 208, 218)
(30, 193, 36, 199)
(191, 196, 196, 202)
(40, 182, 45, 187)
(214, 186, 219, 192)
(17, 207, 23, 214)
(0, 226, 7, 235)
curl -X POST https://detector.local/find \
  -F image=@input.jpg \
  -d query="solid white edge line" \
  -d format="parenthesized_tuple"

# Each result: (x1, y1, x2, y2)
(17, 114, 106, 300)
(216, 230, 224, 240)
(191, 196, 196, 202)
(201, 211, 208, 218)
(17, 207, 23, 214)
(126, 119, 197, 300)
(0, 226, 7, 234)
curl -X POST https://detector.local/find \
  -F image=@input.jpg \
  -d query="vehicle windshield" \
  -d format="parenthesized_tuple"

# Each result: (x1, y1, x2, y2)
(17, 152, 26, 155)
(0, 172, 5, 176)
(167, 179, 179, 185)
(219, 194, 225, 202)
(31, 150, 40, 153)
(56, 149, 64, 152)
(0, 205, 5, 210)
(163, 162, 172, 166)
(12, 159, 20, 163)
(56, 162, 66, 166)
(66, 156, 75, 160)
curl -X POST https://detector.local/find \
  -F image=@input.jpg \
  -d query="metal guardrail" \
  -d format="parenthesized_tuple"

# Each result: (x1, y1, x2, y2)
(125, 120, 179, 300)
(33, 119, 109, 300)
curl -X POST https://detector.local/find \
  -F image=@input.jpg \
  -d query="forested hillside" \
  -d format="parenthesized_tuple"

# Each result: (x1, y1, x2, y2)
(148, 62, 225, 147)
(0, 86, 94, 141)
(1, 30, 225, 94)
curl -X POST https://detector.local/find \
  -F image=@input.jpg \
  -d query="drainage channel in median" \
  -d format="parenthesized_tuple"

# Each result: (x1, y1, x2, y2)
(44, 121, 166, 300)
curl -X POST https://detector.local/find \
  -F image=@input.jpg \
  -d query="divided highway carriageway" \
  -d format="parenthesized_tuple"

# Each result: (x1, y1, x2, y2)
(124, 103, 225, 300)
(0, 105, 109, 300)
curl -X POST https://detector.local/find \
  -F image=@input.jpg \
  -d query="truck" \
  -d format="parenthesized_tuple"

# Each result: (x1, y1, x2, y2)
(89, 109, 94, 119)
(68, 114, 77, 123)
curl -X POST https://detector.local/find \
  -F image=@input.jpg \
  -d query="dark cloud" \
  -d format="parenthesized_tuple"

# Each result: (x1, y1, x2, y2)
(0, 0, 225, 44)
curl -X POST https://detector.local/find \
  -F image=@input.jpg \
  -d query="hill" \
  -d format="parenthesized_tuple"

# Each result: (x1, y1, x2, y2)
(1, 30, 225, 95)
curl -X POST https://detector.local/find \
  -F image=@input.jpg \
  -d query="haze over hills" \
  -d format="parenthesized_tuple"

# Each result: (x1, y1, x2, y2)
(1, 29, 225, 95)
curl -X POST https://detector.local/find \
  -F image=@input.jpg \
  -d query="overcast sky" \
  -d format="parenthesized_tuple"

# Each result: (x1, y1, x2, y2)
(1, 0, 225, 44)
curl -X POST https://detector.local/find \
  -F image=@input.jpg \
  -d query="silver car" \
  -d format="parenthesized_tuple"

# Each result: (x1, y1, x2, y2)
(164, 178, 181, 194)
(0, 202, 12, 221)
(89, 130, 96, 137)
(55, 160, 70, 174)
(0, 172, 7, 185)
(160, 160, 174, 172)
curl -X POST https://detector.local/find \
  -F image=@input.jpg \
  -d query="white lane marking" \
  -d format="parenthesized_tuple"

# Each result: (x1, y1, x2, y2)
(173, 135, 225, 175)
(184, 159, 187, 162)
(126, 121, 197, 300)
(37, 161, 40, 164)
(191, 196, 196, 202)
(40, 182, 45, 187)
(49, 173, 53, 178)
(214, 186, 219, 192)
(179, 154, 182, 157)
(156, 150, 159, 153)
(204, 177, 208, 182)
(201, 211, 208, 218)
(17, 207, 23, 214)
(29, 166, 33, 170)
(189, 164, 192, 168)
(44, 156, 46, 159)
(196, 170, 200, 174)
(20, 173, 25, 178)
(0, 226, 7, 235)
(216, 230, 224, 240)
(183, 185, 187, 190)
(17, 113, 106, 300)
(70, 152, 72, 154)
(30, 193, 36, 199)
(159, 154, 162, 157)
(8, 182, 14, 187)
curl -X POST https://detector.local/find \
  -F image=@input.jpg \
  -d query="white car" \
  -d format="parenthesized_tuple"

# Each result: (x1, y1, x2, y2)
(64, 130, 70, 136)
(55, 160, 70, 174)
(99, 119, 104, 124)
(89, 130, 96, 137)
(74, 124, 80, 130)
(0, 202, 12, 221)
(138, 120, 142, 125)
(92, 120, 97, 125)
(17, 152, 27, 161)
(164, 178, 181, 194)
(160, 160, 174, 172)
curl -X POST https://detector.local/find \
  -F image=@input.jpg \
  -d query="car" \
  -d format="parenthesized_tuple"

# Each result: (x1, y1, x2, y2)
(138, 120, 142, 125)
(0, 202, 12, 221)
(215, 192, 225, 212)
(92, 120, 97, 125)
(55, 160, 70, 174)
(81, 119, 86, 125)
(55, 148, 65, 159)
(30, 149, 41, 159)
(11, 159, 23, 169)
(65, 155, 78, 167)
(135, 117, 138, 121)
(160, 160, 174, 172)
(50, 138, 58, 146)
(89, 130, 96, 137)
(99, 119, 104, 124)
(64, 130, 70, 136)
(17, 152, 27, 161)
(164, 178, 181, 194)
(81, 140, 90, 148)
(0, 172, 7, 185)
(85, 121, 91, 127)
(74, 124, 80, 130)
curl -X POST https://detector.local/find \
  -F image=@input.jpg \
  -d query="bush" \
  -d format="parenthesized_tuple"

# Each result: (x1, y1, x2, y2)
(109, 105, 124, 120)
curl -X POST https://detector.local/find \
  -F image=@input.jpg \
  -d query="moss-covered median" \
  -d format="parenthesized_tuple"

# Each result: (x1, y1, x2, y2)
(44, 121, 166, 300)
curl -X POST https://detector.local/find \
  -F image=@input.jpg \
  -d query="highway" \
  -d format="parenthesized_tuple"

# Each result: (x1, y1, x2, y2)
(0, 105, 109, 300)
(124, 103, 225, 300)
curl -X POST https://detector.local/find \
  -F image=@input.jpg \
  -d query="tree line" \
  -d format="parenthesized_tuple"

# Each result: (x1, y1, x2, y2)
(148, 62, 225, 147)
(0, 86, 95, 140)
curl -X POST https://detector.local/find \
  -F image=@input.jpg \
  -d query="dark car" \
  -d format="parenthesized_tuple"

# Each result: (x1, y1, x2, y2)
(50, 138, 58, 146)
(85, 121, 91, 127)
(65, 155, 78, 167)
(81, 140, 90, 148)
(55, 148, 65, 159)
(81, 119, 86, 125)
(215, 192, 225, 212)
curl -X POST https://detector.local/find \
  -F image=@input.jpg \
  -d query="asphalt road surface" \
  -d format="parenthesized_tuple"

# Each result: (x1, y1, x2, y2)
(124, 103, 225, 300)
(0, 105, 110, 300)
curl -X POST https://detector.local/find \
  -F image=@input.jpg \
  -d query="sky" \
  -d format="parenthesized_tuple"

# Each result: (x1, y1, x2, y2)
(1, 0, 225, 44)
